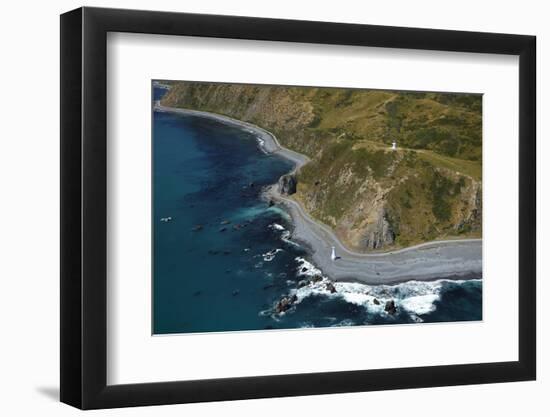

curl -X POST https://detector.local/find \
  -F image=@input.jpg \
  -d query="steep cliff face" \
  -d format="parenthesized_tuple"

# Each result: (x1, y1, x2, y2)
(278, 174, 297, 195)
(160, 81, 482, 251)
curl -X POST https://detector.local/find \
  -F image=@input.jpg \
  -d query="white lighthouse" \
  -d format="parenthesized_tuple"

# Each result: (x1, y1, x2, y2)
(331, 246, 337, 261)
(391, 140, 397, 150)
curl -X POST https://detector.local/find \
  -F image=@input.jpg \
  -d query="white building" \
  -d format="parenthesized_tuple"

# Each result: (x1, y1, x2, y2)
(392, 140, 397, 150)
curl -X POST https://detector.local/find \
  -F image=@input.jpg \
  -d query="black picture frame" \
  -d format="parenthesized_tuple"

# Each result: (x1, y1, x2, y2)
(60, 6, 536, 410)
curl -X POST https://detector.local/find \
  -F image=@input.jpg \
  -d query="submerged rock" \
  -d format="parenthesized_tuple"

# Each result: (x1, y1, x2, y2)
(373, 298, 380, 305)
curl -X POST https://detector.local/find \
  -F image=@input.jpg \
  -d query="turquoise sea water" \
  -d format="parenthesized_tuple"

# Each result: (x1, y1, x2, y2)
(152, 87, 482, 334)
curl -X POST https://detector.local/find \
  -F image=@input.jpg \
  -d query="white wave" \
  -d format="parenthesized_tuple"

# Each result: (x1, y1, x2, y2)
(295, 257, 324, 277)
(400, 294, 439, 315)
(270, 223, 285, 231)
(291, 269, 475, 318)
(281, 230, 301, 247)
(293, 278, 334, 304)
(262, 248, 283, 262)
(277, 256, 479, 321)
(333, 280, 443, 316)
(334, 319, 356, 327)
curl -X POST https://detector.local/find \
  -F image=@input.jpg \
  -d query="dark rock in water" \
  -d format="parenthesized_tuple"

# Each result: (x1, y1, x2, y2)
(275, 295, 297, 314)
(373, 298, 380, 305)
(223, 250, 232, 255)
(193, 290, 202, 297)
(301, 267, 308, 273)
(297, 280, 308, 288)
(277, 174, 297, 195)
(268, 199, 275, 207)
(219, 227, 227, 232)
(385, 299, 397, 315)
(225, 269, 232, 274)
(325, 282, 337, 293)
(311, 275, 323, 283)
(249, 182, 255, 188)
(208, 249, 219, 255)
(232, 290, 240, 296)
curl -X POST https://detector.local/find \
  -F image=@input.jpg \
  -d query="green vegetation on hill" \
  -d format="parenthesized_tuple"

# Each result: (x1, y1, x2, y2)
(160, 81, 482, 251)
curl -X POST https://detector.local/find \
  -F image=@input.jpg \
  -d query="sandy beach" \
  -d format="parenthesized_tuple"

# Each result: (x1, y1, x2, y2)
(156, 104, 482, 285)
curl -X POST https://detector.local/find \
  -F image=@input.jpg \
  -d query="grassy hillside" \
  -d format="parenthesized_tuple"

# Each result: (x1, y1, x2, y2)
(160, 81, 482, 251)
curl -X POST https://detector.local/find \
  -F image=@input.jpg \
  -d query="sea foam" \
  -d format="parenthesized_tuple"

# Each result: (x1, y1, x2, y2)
(290, 257, 477, 320)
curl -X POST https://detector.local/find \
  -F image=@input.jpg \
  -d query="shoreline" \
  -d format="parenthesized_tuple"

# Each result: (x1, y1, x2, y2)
(156, 104, 482, 285)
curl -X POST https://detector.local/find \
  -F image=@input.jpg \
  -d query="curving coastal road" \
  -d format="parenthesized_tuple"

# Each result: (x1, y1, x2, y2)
(156, 104, 483, 285)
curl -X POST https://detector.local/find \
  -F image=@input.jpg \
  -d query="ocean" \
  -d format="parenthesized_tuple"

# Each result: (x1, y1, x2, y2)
(152, 86, 482, 334)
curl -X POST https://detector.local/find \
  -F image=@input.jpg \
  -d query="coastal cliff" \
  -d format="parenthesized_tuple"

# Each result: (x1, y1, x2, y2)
(160, 81, 482, 251)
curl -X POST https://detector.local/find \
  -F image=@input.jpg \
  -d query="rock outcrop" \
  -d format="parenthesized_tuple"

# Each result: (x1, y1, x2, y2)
(325, 282, 337, 293)
(278, 174, 297, 195)
(362, 209, 395, 250)
(275, 294, 298, 314)
(384, 300, 397, 315)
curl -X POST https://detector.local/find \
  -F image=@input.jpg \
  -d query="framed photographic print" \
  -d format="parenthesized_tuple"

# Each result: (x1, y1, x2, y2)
(60, 6, 536, 409)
